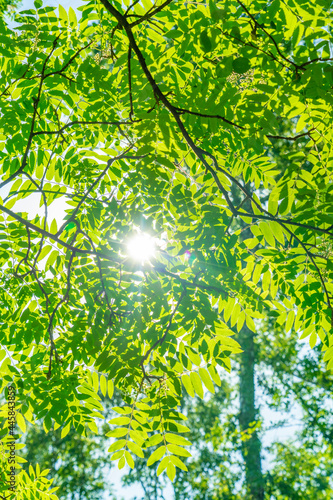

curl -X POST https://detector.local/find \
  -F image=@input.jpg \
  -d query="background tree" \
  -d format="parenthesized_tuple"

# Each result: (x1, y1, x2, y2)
(19, 322, 333, 499)
(121, 321, 333, 499)
(22, 423, 116, 500)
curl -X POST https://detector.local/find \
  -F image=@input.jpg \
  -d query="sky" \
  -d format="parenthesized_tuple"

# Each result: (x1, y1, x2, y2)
(3, 1, 305, 499)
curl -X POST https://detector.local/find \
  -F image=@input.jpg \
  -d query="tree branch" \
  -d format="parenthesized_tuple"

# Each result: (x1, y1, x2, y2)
(140, 286, 186, 379)
(0, 36, 60, 189)
(235, 0, 301, 70)
(129, 0, 174, 27)
(33, 120, 130, 137)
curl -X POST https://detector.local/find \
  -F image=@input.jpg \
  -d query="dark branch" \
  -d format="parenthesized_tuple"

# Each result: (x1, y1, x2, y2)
(129, 0, 174, 27)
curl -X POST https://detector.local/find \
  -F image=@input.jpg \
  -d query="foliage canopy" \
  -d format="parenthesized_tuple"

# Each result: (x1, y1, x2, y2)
(0, 0, 333, 495)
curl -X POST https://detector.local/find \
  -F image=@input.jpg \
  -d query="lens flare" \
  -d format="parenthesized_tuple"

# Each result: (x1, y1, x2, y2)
(127, 233, 156, 262)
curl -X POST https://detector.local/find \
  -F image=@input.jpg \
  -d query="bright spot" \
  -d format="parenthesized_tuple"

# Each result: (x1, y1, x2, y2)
(184, 250, 191, 260)
(127, 233, 156, 262)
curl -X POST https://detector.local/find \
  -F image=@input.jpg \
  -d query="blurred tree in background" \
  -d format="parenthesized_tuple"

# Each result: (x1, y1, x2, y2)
(21, 323, 333, 499)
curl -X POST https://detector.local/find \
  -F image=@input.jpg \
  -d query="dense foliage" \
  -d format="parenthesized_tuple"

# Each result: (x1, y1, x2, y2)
(0, 0, 18, 18)
(0, 0, 332, 497)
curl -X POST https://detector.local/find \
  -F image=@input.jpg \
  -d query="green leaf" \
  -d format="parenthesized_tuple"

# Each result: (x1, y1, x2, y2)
(182, 374, 194, 397)
(200, 30, 213, 53)
(127, 440, 144, 458)
(156, 456, 169, 476)
(100, 375, 107, 397)
(108, 417, 131, 426)
(113, 407, 132, 415)
(309, 332, 317, 349)
(165, 434, 191, 446)
(68, 7, 77, 27)
(108, 379, 114, 399)
(147, 446, 166, 466)
(286, 310, 295, 333)
(125, 451, 135, 469)
(259, 221, 275, 247)
(108, 440, 127, 453)
(61, 422, 70, 439)
(269, 221, 285, 245)
(208, 365, 221, 386)
(110, 451, 123, 461)
(16, 413, 26, 433)
(232, 57, 251, 74)
(166, 444, 191, 457)
(106, 427, 128, 438)
(145, 434, 164, 448)
(209, 0, 227, 21)
(59, 4, 68, 24)
(190, 371, 204, 398)
(216, 57, 233, 79)
(166, 462, 176, 481)
(169, 454, 188, 471)
(198, 367, 215, 393)
(65, 222, 76, 232)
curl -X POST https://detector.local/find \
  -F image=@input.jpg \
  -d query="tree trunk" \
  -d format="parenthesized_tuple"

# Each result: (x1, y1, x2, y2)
(238, 325, 264, 500)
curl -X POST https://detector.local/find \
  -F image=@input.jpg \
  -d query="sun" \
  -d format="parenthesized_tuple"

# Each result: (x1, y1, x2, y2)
(127, 232, 156, 263)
